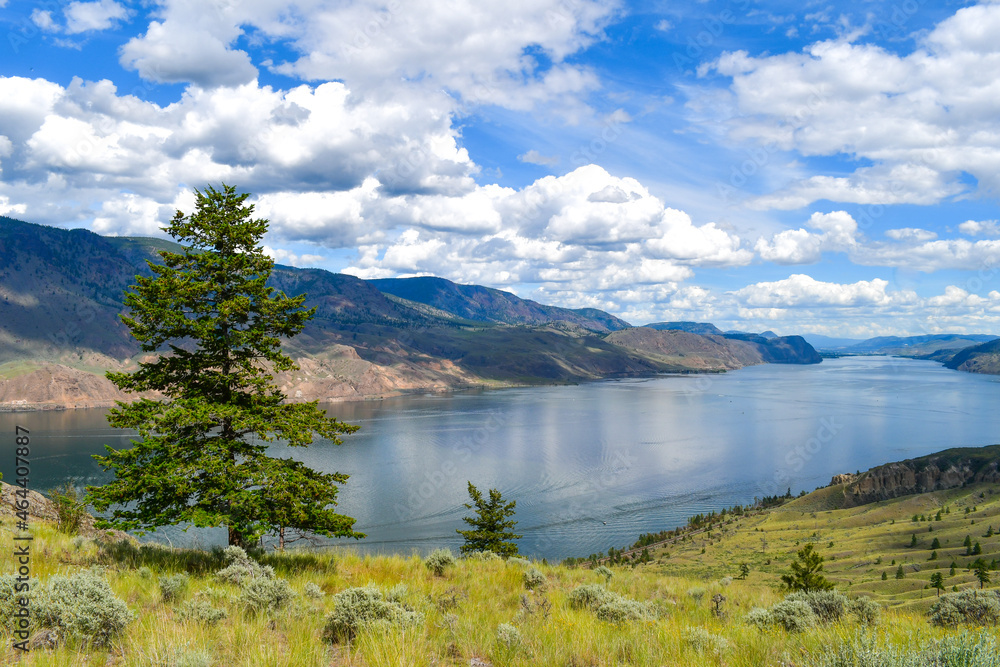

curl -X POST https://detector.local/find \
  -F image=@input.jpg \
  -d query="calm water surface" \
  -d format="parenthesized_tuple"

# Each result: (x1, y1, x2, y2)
(2, 356, 999, 560)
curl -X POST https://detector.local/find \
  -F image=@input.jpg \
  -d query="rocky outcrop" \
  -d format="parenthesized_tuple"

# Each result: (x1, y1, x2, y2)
(831, 445, 1000, 507)
(830, 473, 858, 486)
(0, 481, 130, 540)
(0, 364, 153, 410)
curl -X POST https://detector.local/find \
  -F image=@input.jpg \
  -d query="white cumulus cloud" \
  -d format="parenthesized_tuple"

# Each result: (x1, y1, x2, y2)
(706, 3, 1000, 209)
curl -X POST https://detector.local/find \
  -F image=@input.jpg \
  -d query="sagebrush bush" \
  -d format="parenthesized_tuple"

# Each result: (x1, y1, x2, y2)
(683, 626, 729, 656)
(508, 556, 530, 567)
(813, 630, 1000, 667)
(215, 546, 274, 585)
(687, 587, 706, 602)
(424, 549, 456, 576)
(138, 566, 153, 579)
(33, 568, 133, 647)
(159, 573, 190, 603)
(769, 599, 818, 633)
(464, 550, 502, 562)
(495, 622, 523, 649)
(0, 575, 23, 628)
(594, 565, 613, 583)
(171, 646, 214, 667)
(568, 584, 656, 623)
(177, 599, 227, 625)
(929, 589, 1000, 627)
(303, 582, 325, 599)
(786, 590, 848, 624)
(745, 606, 774, 630)
(568, 584, 616, 610)
(523, 567, 546, 590)
(595, 598, 657, 624)
(848, 596, 881, 627)
(240, 576, 294, 613)
(322, 585, 423, 643)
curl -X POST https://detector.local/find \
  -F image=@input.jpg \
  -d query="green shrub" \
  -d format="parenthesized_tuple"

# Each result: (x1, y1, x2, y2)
(745, 607, 774, 630)
(594, 565, 613, 583)
(177, 599, 227, 625)
(159, 573, 190, 603)
(770, 599, 818, 633)
(138, 566, 153, 580)
(683, 626, 729, 656)
(34, 568, 133, 648)
(786, 590, 848, 624)
(687, 586, 706, 601)
(508, 556, 530, 567)
(929, 589, 1000, 627)
(240, 576, 294, 613)
(48, 482, 87, 535)
(322, 585, 423, 643)
(424, 549, 456, 577)
(523, 567, 546, 590)
(464, 550, 502, 562)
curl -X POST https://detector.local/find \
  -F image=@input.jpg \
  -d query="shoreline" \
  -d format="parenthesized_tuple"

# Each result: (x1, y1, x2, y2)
(0, 365, 738, 413)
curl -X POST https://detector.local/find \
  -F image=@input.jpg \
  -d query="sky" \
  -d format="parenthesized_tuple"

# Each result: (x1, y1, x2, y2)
(1, 0, 999, 337)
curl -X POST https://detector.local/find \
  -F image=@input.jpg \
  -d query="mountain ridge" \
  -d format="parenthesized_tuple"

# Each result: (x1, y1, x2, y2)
(0, 216, 822, 409)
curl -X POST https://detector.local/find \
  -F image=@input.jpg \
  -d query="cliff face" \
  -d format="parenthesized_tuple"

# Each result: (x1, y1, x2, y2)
(833, 445, 1000, 507)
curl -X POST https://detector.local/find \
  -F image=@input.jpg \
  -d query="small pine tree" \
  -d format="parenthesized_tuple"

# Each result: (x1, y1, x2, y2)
(931, 537, 941, 550)
(929, 550, 938, 561)
(986, 526, 995, 538)
(738, 563, 750, 580)
(881, 571, 888, 581)
(935, 511, 942, 521)
(973, 541, 982, 555)
(457, 482, 522, 557)
(895, 564, 905, 579)
(930, 572, 945, 597)
(974, 561, 991, 589)
(909, 533, 918, 548)
(950, 563, 957, 576)
(780, 544, 834, 592)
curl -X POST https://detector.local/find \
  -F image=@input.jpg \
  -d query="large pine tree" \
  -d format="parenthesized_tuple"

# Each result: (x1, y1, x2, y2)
(87, 185, 363, 547)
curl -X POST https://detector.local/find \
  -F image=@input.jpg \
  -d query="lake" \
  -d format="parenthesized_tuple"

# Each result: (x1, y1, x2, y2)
(2, 356, 999, 561)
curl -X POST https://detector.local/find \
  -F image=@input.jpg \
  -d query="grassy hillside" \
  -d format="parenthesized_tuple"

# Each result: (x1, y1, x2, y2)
(2, 481, 999, 666)
(626, 482, 1000, 613)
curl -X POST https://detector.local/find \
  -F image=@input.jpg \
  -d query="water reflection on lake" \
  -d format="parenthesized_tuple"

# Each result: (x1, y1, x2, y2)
(2, 356, 999, 560)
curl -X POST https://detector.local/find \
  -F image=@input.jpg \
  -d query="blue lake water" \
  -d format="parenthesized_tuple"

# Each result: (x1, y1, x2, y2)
(2, 356, 999, 560)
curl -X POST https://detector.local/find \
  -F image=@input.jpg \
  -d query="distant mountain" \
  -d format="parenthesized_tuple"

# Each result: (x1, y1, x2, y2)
(0, 216, 827, 409)
(606, 329, 821, 369)
(839, 334, 997, 356)
(369, 276, 630, 333)
(800, 334, 865, 350)
(643, 321, 724, 336)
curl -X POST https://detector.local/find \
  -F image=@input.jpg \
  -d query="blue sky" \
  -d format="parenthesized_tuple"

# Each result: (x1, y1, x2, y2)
(1, 0, 999, 336)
